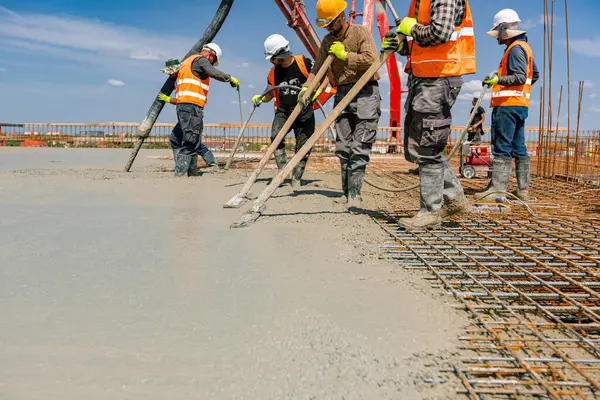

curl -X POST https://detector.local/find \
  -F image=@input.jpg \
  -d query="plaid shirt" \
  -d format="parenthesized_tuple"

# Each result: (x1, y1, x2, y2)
(412, 0, 466, 47)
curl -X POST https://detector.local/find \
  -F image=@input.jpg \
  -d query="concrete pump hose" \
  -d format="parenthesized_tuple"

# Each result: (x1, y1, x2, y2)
(363, 75, 495, 193)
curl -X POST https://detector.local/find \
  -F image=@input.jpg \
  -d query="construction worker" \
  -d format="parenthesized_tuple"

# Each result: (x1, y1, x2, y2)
(302, 0, 382, 209)
(468, 97, 486, 144)
(252, 34, 317, 188)
(475, 9, 539, 202)
(382, 0, 476, 230)
(160, 59, 221, 172)
(157, 44, 240, 177)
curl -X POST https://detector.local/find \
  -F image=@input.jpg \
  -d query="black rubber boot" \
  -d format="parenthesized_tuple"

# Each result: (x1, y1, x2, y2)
(201, 150, 221, 173)
(274, 149, 288, 170)
(175, 153, 191, 177)
(188, 155, 199, 177)
(291, 160, 307, 190)
(399, 164, 444, 230)
(513, 156, 531, 201)
(347, 167, 366, 210)
(474, 157, 512, 201)
(440, 161, 471, 219)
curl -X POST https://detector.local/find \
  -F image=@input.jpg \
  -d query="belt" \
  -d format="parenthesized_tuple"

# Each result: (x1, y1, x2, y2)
(337, 80, 379, 90)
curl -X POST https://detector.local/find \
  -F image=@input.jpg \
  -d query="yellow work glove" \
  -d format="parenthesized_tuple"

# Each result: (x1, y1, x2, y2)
(396, 17, 417, 37)
(229, 76, 240, 88)
(157, 93, 171, 103)
(311, 88, 323, 102)
(252, 94, 264, 107)
(381, 31, 403, 53)
(329, 41, 348, 61)
(483, 75, 499, 87)
(297, 86, 310, 108)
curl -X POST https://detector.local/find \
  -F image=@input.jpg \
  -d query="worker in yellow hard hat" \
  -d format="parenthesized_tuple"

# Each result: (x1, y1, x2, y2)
(302, 0, 381, 210)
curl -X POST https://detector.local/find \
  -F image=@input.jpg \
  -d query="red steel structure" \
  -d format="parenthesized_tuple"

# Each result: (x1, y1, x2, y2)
(275, 0, 404, 150)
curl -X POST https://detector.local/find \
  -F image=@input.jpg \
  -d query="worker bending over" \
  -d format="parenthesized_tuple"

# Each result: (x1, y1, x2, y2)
(252, 34, 317, 188)
(382, 0, 476, 230)
(475, 9, 539, 202)
(158, 43, 240, 177)
(303, 0, 382, 209)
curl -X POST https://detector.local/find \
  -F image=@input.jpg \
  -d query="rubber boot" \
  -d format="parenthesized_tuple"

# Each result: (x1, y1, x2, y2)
(274, 149, 288, 170)
(474, 157, 512, 201)
(175, 153, 191, 177)
(440, 161, 472, 219)
(347, 167, 366, 210)
(202, 150, 221, 173)
(513, 156, 531, 202)
(188, 154, 199, 177)
(335, 159, 350, 203)
(399, 164, 444, 230)
(291, 160, 307, 190)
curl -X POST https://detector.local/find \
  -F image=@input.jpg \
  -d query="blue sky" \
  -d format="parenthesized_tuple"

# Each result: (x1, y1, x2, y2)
(0, 0, 599, 129)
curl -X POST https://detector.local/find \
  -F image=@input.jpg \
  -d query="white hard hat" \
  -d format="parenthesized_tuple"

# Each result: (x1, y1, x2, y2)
(491, 9, 521, 30)
(203, 43, 222, 66)
(487, 9, 525, 40)
(264, 34, 290, 60)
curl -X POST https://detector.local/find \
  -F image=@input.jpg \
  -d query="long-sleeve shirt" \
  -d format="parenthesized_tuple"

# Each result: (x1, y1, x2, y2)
(312, 24, 380, 86)
(192, 56, 231, 83)
(411, 0, 466, 47)
(499, 34, 540, 87)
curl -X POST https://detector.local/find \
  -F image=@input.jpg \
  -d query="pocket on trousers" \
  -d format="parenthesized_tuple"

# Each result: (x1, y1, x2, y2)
(419, 118, 451, 148)
(356, 91, 381, 120)
(359, 120, 378, 144)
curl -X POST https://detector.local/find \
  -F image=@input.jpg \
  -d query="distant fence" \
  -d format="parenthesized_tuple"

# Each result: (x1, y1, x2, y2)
(0, 122, 556, 155)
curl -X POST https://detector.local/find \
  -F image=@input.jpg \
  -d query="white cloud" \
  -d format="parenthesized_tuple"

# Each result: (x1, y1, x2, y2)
(590, 106, 600, 113)
(240, 62, 250, 68)
(458, 80, 491, 102)
(462, 79, 483, 93)
(381, 108, 390, 113)
(590, 93, 598, 99)
(570, 38, 600, 57)
(520, 20, 537, 30)
(108, 79, 125, 87)
(0, 6, 191, 62)
(0, 67, 6, 72)
(248, 84, 256, 89)
(231, 100, 248, 105)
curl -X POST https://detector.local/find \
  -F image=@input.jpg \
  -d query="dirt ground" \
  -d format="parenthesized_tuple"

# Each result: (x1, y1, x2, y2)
(0, 148, 467, 399)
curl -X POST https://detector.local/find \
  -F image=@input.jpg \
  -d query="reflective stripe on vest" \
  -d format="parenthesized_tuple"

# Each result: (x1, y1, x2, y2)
(175, 55, 211, 108)
(405, 0, 476, 78)
(267, 55, 309, 111)
(491, 41, 534, 108)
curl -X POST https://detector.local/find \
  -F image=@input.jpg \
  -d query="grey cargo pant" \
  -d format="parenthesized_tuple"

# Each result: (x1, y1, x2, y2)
(170, 103, 204, 156)
(404, 76, 463, 165)
(270, 109, 315, 161)
(334, 81, 382, 171)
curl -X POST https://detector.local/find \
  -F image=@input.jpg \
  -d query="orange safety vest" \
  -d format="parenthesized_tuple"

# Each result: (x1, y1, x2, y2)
(175, 55, 211, 108)
(491, 40, 534, 108)
(267, 55, 336, 111)
(406, 0, 476, 78)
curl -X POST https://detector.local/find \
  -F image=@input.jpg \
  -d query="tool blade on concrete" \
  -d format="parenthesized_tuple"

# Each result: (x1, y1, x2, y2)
(230, 211, 261, 229)
(223, 194, 248, 209)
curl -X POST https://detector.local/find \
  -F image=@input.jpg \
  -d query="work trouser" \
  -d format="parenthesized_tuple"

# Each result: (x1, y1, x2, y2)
(270, 108, 316, 161)
(468, 127, 483, 144)
(334, 81, 382, 171)
(490, 106, 529, 159)
(170, 103, 204, 156)
(404, 76, 463, 165)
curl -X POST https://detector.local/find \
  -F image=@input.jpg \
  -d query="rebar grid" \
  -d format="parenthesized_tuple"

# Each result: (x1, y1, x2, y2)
(375, 213, 600, 398)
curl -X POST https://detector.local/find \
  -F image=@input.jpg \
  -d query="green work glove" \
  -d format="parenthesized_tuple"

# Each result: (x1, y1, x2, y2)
(381, 31, 403, 53)
(297, 86, 309, 107)
(252, 94, 264, 107)
(483, 75, 499, 87)
(311, 88, 323, 102)
(396, 17, 417, 37)
(229, 76, 240, 88)
(157, 93, 171, 103)
(329, 41, 348, 61)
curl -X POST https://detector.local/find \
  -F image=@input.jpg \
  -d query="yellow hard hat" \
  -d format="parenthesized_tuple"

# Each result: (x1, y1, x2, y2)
(316, 0, 347, 28)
